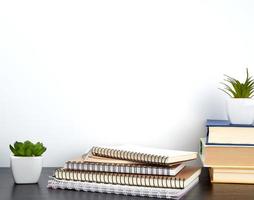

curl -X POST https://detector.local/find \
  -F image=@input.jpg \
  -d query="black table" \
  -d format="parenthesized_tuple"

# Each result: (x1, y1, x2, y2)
(1, 168, 254, 200)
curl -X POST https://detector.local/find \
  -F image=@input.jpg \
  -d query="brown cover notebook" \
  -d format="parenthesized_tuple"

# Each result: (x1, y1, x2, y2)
(54, 167, 201, 189)
(65, 153, 185, 176)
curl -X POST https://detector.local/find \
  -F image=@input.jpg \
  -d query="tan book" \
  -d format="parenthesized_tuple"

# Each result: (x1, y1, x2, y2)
(206, 120, 254, 145)
(200, 138, 254, 167)
(210, 167, 254, 184)
(54, 166, 201, 189)
(213, 167, 254, 173)
(91, 145, 197, 165)
(65, 153, 185, 176)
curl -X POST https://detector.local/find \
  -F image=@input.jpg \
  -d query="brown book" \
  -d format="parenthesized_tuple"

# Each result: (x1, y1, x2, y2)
(64, 153, 185, 176)
(200, 138, 254, 167)
(54, 166, 201, 189)
(210, 167, 254, 184)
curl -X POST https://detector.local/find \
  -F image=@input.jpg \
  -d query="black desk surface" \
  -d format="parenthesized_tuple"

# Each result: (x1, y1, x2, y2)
(1, 167, 254, 200)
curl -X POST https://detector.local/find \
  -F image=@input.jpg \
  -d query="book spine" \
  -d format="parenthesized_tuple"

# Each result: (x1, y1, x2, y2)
(55, 169, 184, 189)
(65, 162, 173, 176)
(91, 147, 168, 165)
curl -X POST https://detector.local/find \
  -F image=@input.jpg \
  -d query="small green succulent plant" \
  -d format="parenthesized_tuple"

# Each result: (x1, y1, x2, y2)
(220, 68, 254, 98)
(9, 141, 47, 156)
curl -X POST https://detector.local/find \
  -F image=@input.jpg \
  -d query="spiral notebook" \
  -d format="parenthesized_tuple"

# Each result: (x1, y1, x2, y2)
(64, 153, 185, 176)
(91, 145, 197, 165)
(47, 177, 199, 199)
(54, 167, 201, 189)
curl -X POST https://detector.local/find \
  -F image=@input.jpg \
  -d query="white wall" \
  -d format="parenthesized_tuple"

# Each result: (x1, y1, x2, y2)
(0, 0, 254, 167)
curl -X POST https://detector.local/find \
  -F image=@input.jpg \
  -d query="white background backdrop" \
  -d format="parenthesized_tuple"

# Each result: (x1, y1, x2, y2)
(0, 0, 254, 167)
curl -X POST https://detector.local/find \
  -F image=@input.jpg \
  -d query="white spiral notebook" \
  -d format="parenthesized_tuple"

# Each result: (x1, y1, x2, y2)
(47, 177, 199, 199)
(91, 145, 197, 165)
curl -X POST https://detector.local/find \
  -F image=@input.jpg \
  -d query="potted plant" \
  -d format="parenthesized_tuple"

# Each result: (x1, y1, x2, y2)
(9, 141, 47, 184)
(220, 68, 254, 125)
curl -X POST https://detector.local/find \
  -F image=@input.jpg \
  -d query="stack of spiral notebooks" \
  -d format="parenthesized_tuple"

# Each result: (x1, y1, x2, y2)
(47, 145, 201, 199)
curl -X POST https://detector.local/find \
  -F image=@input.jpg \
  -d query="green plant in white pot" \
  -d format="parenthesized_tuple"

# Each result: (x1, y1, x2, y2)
(220, 68, 254, 124)
(10, 141, 46, 184)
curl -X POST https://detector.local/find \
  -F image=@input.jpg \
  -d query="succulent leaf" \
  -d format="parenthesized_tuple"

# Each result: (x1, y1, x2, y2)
(9, 141, 46, 157)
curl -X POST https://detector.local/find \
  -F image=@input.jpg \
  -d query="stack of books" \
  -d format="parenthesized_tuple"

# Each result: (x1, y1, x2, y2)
(48, 145, 201, 199)
(200, 119, 254, 183)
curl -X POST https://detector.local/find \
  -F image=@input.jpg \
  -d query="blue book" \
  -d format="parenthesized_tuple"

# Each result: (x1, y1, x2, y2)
(207, 119, 254, 127)
(206, 119, 254, 146)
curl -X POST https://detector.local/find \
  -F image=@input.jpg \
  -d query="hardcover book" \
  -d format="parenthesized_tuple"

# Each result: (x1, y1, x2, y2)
(206, 119, 254, 146)
(210, 167, 254, 184)
(200, 138, 254, 167)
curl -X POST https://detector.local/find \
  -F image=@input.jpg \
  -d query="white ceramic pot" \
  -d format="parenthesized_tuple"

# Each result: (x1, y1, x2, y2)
(10, 156, 43, 184)
(227, 98, 254, 125)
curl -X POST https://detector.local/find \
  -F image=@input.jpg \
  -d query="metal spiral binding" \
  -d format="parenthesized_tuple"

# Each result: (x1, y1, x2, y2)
(92, 146, 170, 165)
(55, 169, 185, 189)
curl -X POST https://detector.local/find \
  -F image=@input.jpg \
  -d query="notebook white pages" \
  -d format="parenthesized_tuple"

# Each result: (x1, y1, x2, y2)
(47, 177, 199, 199)
(91, 145, 197, 165)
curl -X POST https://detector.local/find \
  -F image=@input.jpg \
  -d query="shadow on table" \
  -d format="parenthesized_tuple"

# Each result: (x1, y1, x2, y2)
(210, 183, 254, 199)
(10, 183, 44, 199)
